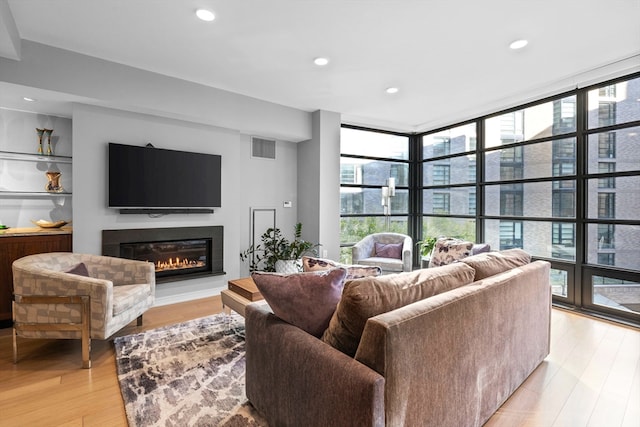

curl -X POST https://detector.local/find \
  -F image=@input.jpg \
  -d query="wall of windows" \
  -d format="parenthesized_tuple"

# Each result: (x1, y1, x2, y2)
(341, 73, 639, 325)
(339, 127, 410, 263)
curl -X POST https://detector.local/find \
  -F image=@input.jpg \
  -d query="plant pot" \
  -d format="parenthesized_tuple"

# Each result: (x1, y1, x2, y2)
(275, 259, 301, 274)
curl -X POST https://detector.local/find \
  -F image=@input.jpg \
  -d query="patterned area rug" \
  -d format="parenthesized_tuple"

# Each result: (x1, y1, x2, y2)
(114, 314, 268, 427)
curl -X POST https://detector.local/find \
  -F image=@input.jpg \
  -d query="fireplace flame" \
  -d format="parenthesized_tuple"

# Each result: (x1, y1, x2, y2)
(154, 257, 205, 272)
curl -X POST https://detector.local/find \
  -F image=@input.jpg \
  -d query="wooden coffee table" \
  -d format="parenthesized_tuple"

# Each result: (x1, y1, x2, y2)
(221, 277, 268, 317)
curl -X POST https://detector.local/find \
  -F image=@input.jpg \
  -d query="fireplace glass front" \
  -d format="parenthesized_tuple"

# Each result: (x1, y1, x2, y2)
(120, 239, 211, 280)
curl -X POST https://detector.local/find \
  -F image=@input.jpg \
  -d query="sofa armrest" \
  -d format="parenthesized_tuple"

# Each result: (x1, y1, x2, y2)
(12, 266, 112, 337)
(401, 236, 413, 272)
(352, 236, 374, 264)
(355, 261, 551, 427)
(245, 303, 385, 427)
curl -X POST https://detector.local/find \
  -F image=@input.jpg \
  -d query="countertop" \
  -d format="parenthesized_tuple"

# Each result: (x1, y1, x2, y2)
(0, 226, 72, 237)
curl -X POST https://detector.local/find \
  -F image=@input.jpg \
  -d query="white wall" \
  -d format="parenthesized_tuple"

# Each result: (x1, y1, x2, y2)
(298, 110, 341, 260)
(72, 104, 300, 305)
(0, 40, 342, 305)
(0, 41, 312, 143)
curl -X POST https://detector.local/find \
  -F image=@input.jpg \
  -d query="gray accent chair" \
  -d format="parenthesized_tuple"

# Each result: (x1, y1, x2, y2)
(12, 252, 155, 368)
(351, 232, 413, 273)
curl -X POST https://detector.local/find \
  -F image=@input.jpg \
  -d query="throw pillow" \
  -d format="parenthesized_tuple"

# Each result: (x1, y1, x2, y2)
(461, 248, 531, 281)
(251, 268, 348, 337)
(428, 238, 474, 268)
(302, 256, 382, 280)
(65, 262, 89, 277)
(322, 262, 476, 357)
(471, 243, 491, 255)
(374, 242, 403, 259)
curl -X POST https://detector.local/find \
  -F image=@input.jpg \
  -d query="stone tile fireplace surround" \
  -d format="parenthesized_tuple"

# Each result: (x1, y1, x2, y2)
(102, 226, 224, 283)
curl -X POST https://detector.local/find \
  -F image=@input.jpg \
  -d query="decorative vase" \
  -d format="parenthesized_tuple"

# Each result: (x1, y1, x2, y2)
(36, 128, 45, 154)
(45, 171, 63, 193)
(275, 259, 301, 274)
(44, 129, 54, 155)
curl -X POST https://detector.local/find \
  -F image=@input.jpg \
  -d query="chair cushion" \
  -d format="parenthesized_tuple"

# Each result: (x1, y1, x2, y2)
(461, 248, 531, 280)
(112, 284, 151, 317)
(322, 262, 476, 357)
(252, 268, 348, 337)
(428, 238, 474, 268)
(374, 242, 403, 259)
(302, 256, 382, 279)
(357, 257, 404, 272)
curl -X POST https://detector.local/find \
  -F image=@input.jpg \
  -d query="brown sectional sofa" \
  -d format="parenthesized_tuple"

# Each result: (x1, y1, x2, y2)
(245, 249, 552, 427)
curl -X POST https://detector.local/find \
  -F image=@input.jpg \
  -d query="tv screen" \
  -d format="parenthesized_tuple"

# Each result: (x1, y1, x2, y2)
(108, 143, 221, 211)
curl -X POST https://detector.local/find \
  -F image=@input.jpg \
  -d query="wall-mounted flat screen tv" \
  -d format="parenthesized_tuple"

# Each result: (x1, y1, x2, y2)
(108, 142, 221, 213)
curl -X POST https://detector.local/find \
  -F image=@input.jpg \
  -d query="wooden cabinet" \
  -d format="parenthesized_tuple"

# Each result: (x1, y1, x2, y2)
(0, 231, 72, 328)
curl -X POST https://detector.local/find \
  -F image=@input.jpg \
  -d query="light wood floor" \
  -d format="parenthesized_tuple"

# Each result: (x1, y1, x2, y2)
(0, 297, 638, 427)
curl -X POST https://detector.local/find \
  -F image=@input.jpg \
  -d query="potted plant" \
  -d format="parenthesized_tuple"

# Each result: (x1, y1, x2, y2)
(240, 222, 319, 273)
(416, 236, 437, 268)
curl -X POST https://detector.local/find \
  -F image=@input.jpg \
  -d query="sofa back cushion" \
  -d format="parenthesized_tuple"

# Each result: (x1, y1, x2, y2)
(461, 248, 531, 281)
(322, 262, 476, 357)
(252, 268, 348, 337)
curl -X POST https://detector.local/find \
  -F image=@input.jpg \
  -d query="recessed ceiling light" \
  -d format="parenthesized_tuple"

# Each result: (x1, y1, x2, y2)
(314, 57, 329, 66)
(196, 9, 215, 22)
(509, 39, 528, 50)
(385, 87, 399, 94)
(23, 97, 37, 102)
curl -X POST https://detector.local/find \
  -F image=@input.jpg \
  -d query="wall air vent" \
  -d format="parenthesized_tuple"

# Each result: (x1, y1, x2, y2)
(251, 137, 276, 159)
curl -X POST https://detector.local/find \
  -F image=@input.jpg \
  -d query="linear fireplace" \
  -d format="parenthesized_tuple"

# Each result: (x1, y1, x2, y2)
(102, 226, 224, 283)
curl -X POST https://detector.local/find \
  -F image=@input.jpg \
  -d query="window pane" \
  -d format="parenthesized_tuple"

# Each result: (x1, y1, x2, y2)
(340, 216, 408, 244)
(485, 138, 576, 181)
(422, 216, 476, 241)
(485, 95, 577, 148)
(587, 224, 640, 271)
(587, 126, 640, 173)
(485, 181, 576, 218)
(423, 155, 476, 186)
(340, 158, 409, 186)
(592, 275, 639, 314)
(551, 268, 569, 297)
(588, 76, 640, 129)
(341, 188, 408, 215)
(341, 127, 409, 160)
(423, 187, 475, 215)
(587, 176, 640, 220)
(484, 219, 575, 260)
(422, 123, 476, 159)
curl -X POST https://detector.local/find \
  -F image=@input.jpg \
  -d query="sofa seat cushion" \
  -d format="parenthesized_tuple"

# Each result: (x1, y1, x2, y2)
(112, 284, 151, 317)
(302, 256, 382, 279)
(461, 248, 531, 281)
(252, 268, 348, 337)
(322, 262, 476, 357)
(357, 257, 404, 272)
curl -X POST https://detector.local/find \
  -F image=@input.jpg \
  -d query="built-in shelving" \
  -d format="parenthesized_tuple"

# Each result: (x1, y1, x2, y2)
(0, 191, 72, 197)
(0, 150, 72, 164)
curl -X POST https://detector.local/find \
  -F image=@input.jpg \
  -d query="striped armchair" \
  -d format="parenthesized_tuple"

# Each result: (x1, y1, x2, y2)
(12, 252, 155, 368)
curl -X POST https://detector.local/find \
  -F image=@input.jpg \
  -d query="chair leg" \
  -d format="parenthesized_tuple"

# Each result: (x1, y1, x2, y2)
(12, 301, 18, 364)
(80, 295, 91, 369)
(12, 327, 18, 364)
(137, 314, 143, 326)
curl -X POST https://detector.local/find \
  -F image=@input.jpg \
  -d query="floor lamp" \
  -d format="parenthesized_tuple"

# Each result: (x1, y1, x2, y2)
(381, 177, 395, 231)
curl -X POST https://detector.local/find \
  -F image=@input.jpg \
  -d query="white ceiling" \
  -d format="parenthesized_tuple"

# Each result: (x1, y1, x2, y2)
(1, 0, 639, 133)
